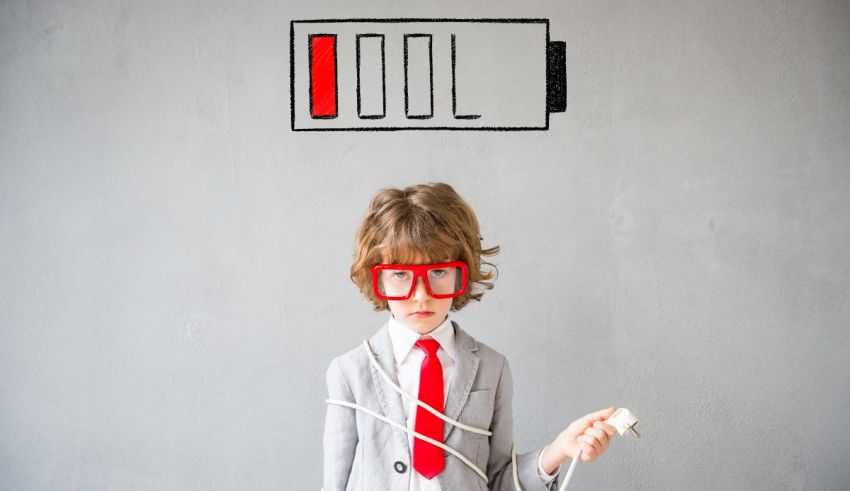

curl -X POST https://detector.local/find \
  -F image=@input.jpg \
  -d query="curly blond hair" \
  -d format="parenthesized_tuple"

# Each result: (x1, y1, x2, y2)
(350, 182, 500, 312)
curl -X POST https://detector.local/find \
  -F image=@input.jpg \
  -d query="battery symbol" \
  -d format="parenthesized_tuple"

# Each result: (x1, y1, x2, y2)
(290, 19, 566, 131)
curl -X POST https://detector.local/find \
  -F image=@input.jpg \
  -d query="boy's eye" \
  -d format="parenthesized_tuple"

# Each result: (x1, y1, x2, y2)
(429, 269, 447, 278)
(391, 271, 409, 280)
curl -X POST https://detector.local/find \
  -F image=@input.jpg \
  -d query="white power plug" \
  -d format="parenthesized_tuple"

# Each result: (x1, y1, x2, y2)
(605, 407, 641, 438)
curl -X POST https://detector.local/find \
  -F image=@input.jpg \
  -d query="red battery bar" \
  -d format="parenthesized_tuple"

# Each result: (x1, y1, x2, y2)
(309, 34, 337, 118)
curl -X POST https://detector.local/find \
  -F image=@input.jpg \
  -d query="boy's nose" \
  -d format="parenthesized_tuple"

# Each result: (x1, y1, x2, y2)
(411, 276, 431, 300)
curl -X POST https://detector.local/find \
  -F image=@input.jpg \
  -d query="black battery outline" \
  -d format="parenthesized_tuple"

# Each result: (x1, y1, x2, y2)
(290, 18, 567, 131)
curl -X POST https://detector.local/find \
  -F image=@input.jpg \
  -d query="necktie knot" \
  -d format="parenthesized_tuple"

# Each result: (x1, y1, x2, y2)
(414, 338, 440, 357)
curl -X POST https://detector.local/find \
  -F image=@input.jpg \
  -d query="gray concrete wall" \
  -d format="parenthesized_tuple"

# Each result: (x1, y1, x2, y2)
(1, 0, 848, 489)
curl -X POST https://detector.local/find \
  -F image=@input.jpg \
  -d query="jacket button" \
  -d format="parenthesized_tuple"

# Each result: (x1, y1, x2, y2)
(394, 461, 407, 473)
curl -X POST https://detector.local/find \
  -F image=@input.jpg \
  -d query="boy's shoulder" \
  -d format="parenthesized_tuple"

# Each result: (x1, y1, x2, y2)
(467, 335, 508, 364)
(325, 340, 369, 399)
(330, 339, 371, 370)
(454, 324, 514, 387)
(456, 323, 508, 363)
(326, 320, 389, 381)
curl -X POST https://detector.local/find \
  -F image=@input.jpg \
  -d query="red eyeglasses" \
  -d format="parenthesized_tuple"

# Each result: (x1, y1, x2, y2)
(371, 261, 469, 300)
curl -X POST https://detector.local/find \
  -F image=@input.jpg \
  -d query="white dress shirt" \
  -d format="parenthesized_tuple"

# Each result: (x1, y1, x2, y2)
(387, 314, 559, 490)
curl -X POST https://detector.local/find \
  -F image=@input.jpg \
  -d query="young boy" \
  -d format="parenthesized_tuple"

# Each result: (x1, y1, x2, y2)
(323, 183, 618, 490)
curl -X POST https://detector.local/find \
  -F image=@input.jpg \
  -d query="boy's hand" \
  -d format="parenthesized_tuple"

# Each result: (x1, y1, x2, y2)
(551, 406, 618, 463)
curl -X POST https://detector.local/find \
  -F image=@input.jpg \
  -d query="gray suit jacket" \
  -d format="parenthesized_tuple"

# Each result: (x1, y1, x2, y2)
(323, 319, 562, 490)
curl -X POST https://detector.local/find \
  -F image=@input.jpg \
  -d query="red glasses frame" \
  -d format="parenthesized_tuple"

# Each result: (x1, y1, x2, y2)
(371, 260, 469, 301)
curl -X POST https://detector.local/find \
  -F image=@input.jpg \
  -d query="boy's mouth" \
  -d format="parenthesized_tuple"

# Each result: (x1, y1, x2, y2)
(411, 311, 434, 316)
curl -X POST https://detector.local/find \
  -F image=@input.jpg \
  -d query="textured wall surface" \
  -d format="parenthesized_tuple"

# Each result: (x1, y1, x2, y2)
(1, 1, 849, 489)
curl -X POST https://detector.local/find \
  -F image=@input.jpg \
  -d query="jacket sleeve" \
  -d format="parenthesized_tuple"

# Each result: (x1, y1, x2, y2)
(322, 357, 358, 491)
(486, 357, 561, 491)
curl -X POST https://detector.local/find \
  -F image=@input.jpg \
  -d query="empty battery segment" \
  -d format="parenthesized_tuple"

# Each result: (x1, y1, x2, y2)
(403, 34, 434, 119)
(356, 34, 386, 118)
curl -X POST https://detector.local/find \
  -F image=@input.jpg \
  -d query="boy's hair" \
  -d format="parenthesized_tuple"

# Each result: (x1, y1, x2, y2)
(351, 182, 500, 312)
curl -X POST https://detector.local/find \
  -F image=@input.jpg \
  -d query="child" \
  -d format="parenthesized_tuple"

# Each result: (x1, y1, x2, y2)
(323, 183, 618, 490)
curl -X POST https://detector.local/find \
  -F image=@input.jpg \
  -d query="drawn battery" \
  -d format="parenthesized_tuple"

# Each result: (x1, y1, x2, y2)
(290, 19, 566, 131)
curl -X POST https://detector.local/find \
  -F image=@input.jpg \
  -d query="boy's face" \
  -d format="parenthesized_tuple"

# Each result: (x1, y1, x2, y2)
(385, 254, 454, 335)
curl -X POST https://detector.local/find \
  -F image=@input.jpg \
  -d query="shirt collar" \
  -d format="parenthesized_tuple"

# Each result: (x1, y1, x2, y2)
(387, 313, 456, 365)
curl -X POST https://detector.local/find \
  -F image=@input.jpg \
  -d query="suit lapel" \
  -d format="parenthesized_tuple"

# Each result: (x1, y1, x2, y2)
(367, 320, 410, 458)
(443, 320, 479, 442)
(367, 319, 480, 453)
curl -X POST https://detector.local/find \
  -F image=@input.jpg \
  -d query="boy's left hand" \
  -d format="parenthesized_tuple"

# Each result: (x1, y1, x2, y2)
(551, 406, 618, 462)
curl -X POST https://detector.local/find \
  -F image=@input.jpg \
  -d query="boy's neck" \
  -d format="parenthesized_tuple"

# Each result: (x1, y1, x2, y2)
(392, 314, 447, 336)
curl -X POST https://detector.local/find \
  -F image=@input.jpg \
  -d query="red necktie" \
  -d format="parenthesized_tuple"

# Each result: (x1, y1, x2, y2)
(413, 338, 445, 479)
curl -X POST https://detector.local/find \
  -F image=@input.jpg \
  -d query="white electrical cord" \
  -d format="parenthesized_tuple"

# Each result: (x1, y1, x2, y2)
(560, 449, 582, 491)
(326, 340, 521, 489)
(325, 340, 641, 490)
(325, 398, 491, 482)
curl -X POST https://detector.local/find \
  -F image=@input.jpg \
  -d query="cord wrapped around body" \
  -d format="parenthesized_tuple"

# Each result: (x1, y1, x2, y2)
(324, 340, 641, 490)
